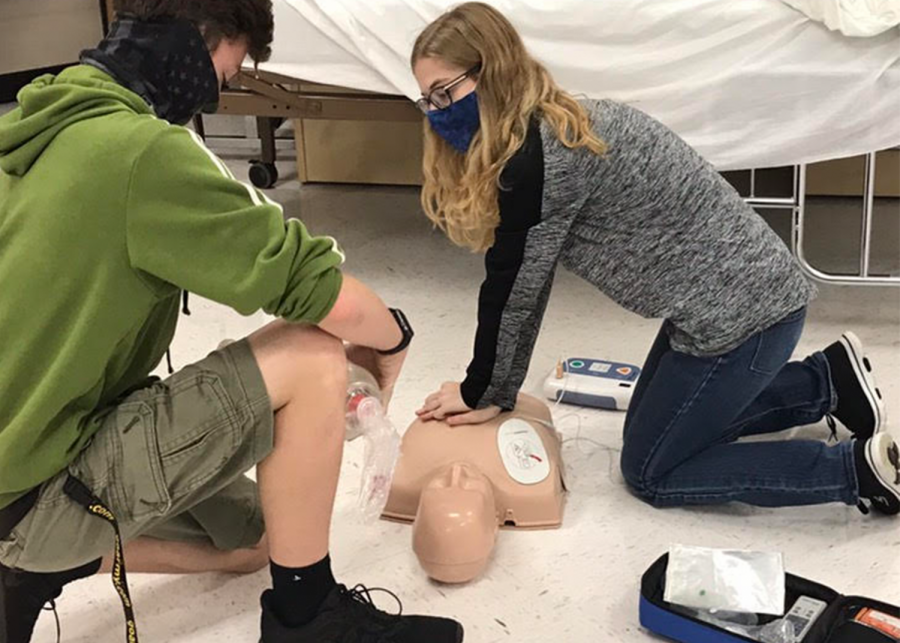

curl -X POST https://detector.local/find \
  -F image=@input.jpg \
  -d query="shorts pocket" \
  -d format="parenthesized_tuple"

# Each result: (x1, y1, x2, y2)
(152, 374, 241, 501)
(95, 401, 173, 521)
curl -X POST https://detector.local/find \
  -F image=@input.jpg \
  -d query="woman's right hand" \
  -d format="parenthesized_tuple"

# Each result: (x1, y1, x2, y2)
(417, 382, 503, 425)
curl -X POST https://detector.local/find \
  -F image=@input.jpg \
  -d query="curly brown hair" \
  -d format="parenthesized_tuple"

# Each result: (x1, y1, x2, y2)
(113, 0, 274, 63)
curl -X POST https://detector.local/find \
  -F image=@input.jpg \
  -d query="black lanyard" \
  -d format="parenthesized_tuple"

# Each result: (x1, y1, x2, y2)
(0, 487, 39, 542)
(63, 476, 139, 643)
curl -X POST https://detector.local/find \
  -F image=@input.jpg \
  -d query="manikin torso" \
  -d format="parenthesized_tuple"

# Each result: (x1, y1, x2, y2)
(383, 395, 567, 583)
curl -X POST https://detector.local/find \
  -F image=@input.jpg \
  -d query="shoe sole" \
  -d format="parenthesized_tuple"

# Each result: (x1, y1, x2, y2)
(840, 331, 885, 435)
(258, 618, 465, 643)
(260, 625, 464, 643)
(865, 433, 900, 514)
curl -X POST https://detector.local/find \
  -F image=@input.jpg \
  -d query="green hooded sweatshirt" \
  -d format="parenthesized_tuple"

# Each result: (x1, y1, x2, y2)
(0, 65, 345, 509)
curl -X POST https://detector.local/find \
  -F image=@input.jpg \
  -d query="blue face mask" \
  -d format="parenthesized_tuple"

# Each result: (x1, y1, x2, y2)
(427, 92, 480, 153)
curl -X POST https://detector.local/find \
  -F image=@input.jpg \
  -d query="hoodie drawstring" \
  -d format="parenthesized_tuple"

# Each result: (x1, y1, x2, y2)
(166, 291, 191, 375)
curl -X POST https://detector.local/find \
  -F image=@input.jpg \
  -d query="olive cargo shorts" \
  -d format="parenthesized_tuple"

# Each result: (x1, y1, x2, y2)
(0, 340, 274, 573)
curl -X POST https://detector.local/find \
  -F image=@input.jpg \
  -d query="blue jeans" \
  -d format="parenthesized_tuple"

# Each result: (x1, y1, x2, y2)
(620, 307, 859, 508)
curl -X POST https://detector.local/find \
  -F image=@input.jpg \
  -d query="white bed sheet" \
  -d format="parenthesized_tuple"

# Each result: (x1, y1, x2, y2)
(260, 0, 900, 170)
(781, 0, 900, 37)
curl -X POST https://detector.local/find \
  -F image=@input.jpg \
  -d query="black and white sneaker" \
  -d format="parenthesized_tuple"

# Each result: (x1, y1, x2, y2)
(823, 331, 886, 441)
(260, 583, 464, 643)
(855, 433, 900, 516)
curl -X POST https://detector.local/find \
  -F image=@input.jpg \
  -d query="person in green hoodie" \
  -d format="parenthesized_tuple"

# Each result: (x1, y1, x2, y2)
(0, 1, 464, 642)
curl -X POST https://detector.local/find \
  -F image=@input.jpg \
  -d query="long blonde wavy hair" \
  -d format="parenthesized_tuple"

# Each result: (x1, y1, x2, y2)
(412, 2, 606, 252)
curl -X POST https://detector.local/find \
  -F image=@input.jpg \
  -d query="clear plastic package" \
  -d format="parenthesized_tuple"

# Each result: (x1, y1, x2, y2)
(665, 545, 786, 616)
(673, 606, 800, 643)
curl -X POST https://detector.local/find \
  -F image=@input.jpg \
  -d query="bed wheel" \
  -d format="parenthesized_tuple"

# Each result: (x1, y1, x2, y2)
(249, 161, 279, 189)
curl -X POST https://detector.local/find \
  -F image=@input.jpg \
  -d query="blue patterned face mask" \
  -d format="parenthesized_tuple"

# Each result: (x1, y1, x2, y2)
(426, 91, 480, 153)
(81, 16, 220, 126)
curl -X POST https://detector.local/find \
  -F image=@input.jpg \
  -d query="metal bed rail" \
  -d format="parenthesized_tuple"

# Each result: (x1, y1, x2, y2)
(743, 156, 899, 287)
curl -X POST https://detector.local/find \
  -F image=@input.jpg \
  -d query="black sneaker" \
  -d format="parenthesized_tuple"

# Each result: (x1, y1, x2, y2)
(823, 331, 886, 440)
(1, 558, 100, 643)
(855, 433, 900, 516)
(260, 583, 464, 643)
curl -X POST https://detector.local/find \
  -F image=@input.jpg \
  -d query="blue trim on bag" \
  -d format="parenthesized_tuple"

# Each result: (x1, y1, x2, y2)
(639, 597, 755, 643)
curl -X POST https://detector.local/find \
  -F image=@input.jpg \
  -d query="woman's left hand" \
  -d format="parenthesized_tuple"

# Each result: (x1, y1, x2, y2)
(416, 381, 502, 426)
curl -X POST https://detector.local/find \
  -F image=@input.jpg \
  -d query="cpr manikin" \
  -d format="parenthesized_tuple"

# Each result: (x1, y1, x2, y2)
(382, 395, 567, 584)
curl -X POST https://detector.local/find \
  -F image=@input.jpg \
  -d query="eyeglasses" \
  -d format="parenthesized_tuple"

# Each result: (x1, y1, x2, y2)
(416, 65, 481, 114)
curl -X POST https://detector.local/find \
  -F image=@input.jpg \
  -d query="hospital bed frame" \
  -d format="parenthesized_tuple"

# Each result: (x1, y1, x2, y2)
(213, 69, 418, 188)
(756, 157, 899, 287)
(744, 152, 900, 286)
(216, 70, 899, 287)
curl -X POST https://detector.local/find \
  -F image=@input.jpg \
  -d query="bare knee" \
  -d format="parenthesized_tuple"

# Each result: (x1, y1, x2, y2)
(248, 320, 347, 409)
(229, 534, 270, 574)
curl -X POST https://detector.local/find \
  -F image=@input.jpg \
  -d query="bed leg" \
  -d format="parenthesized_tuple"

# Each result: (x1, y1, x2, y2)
(859, 152, 877, 278)
(192, 114, 206, 141)
(249, 117, 280, 189)
(258, 116, 277, 165)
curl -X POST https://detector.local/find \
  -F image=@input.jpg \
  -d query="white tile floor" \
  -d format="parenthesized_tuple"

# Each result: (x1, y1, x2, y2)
(31, 153, 900, 643)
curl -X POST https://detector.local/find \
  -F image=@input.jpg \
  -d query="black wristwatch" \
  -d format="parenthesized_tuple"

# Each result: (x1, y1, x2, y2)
(378, 308, 415, 355)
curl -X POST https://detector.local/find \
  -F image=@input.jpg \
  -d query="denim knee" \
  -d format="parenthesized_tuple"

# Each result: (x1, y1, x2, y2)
(620, 437, 654, 498)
